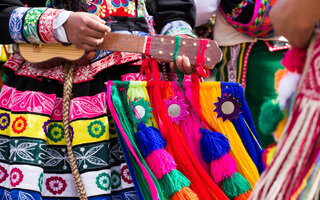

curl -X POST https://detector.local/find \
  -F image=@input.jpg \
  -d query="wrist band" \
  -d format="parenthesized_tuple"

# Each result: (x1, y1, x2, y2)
(38, 8, 63, 43)
(9, 7, 31, 43)
(23, 8, 47, 43)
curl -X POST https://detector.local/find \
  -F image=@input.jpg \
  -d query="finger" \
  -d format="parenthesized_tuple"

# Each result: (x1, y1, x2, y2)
(169, 62, 176, 72)
(79, 36, 104, 47)
(86, 13, 106, 24)
(182, 56, 193, 74)
(86, 17, 111, 33)
(84, 28, 106, 39)
(175, 56, 184, 73)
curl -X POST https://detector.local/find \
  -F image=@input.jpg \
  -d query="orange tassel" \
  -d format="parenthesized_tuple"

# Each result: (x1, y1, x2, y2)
(234, 190, 251, 200)
(170, 187, 199, 200)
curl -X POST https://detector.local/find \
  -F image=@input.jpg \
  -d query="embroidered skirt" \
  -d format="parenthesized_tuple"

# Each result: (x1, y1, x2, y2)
(0, 62, 141, 200)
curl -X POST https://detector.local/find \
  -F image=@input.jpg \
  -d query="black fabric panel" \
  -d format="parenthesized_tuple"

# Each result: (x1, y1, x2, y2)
(4, 63, 141, 98)
(146, 0, 196, 33)
(220, 0, 255, 24)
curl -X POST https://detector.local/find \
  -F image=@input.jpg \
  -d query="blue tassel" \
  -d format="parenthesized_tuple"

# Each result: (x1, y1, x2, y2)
(200, 128, 231, 163)
(135, 122, 167, 157)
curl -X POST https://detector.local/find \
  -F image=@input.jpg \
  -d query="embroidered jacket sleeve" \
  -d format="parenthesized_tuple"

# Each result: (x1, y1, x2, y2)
(146, 0, 196, 37)
(0, 0, 63, 44)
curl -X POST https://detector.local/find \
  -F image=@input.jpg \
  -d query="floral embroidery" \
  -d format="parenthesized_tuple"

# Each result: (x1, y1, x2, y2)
(121, 165, 132, 184)
(47, 123, 64, 143)
(87, 0, 109, 18)
(111, 0, 134, 8)
(10, 140, 37, 162)
(74, 145, 107, 169)
(0, 113, 10, 130)
(45, 176, 67, 195)
(42, 119, 50, 136)
(38, 173, 43, 192)
(69, 125, 74, 142)
(108, 115, 117, 136)
(10, 167, 24, 187)
(111, 170, 121, 189)
(87, 120, 106, 138)
(164, 96, 189, 124)
(127, 98, 152, 125)
(12, 116, 27, 134)
(0, 165, 8, 183)
(96, 172, 111, 191)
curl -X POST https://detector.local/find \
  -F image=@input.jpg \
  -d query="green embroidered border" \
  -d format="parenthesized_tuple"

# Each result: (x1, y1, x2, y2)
(22, 8, 47, 43)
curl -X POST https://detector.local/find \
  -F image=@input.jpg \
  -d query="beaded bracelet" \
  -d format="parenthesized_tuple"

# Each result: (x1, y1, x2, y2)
(22, 8, 48, 43)
(38, 8, 63, 43)
(9, 7, 31, 43)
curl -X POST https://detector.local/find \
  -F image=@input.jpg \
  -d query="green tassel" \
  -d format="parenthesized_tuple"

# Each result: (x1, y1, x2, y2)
(222, 172, 251, 199)
(159, 169, 190, 198)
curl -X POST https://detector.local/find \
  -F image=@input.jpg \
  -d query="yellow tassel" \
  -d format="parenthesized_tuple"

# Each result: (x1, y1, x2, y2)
(170, 187, 199, 200)
(234, 190, 251, 200)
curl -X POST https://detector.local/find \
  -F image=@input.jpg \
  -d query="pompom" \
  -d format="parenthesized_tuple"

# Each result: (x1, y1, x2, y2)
(281, 47, 307, 73)
(200, 128, 231, 163)
(258, 99, 284, 136)
(135, 123, 166, 157)
(159, 169, 190, 198)
(274, 69, 289, 93)
(210, 153, 237, 183)
(222, 172, 251, 199)
(145, 149, 177, 179)
(277, 72, 300, 109)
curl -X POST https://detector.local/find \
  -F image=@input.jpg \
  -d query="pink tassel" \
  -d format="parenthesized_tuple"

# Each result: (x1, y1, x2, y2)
(145, 149, 177, 179)
(210, 153, 237, 183)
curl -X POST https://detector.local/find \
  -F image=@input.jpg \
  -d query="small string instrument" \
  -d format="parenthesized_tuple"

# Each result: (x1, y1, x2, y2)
(18, 32, 222, 69)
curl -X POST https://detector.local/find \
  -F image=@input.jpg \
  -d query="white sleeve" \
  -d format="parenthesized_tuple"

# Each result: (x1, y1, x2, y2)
(195, 0, 220, 27)
(53, 11, 72, 43)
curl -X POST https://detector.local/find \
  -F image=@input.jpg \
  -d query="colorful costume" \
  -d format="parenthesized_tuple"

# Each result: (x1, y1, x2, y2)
(0, 0, 196, 199)
(195, 0, 290, 148)
(250, 29, 320, 200)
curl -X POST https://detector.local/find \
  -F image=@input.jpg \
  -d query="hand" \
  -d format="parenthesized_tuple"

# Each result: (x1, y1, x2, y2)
(169, 55, 194, 74)
(63, 12, 111, 51)
(270, 0, 320, 48)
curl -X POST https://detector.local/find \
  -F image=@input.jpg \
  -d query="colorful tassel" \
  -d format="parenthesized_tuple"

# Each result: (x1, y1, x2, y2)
(210, 153, 237, 183)
(145, 149, 177, 179)
(135, 123, 166, 157)
(200, 128, 252, 199)
(135, 122, 199, 199)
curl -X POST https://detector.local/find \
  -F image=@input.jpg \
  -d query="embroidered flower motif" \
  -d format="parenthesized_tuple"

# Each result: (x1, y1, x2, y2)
(214, 93, 242, 121)
(87, 0, 108, 18)
(96, 172, 111, 191)
(25, 9, 41, 25)
(164, 96, 189, 124)
(111, 170, 121, 189)
(45, 176, 67, 195)
(121, 165, 132, 184)
(10, 167, 24, 187)
(88, 120, 106, 138)
(108, 115, 117, 136)
(124, 1, 136, 15)
(111, 0, 134, 8)
(0, 165, 8, 183)
(42, 119, 50, 136)
(127, 98, 152, 125)
(38, 173, 43, 192)
(69, 125, 74, 142)
(12, 116, 27, 134)
(47, 123, 64, 143)
(0, 113, 10, 130)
